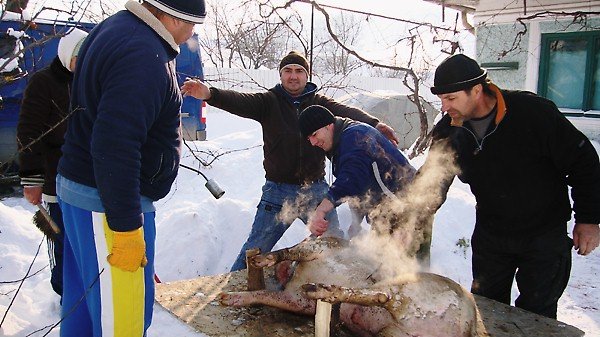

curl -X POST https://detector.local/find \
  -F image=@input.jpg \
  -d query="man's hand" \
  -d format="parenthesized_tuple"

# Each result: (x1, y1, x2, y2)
(308, 217, 329, 237)
(308, 199, 335, 236)
(375, 122, 399, 146)
(573, 223, 600, 256)
(107, 228, 148, 272)
(23, 186, 43, 205)
(181, 77, 211, 100)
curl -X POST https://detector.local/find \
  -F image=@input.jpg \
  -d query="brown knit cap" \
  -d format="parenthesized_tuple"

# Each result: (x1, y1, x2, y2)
(278, 51, 310, 75)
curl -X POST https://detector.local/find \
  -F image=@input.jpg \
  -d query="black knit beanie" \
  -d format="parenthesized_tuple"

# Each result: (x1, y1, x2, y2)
(299, 105, 335, 137)
(279, 51, 310, 75)
(430, 54, 487, 95)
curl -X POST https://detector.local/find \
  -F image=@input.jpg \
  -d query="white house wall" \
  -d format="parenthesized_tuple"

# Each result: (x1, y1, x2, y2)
(471, 0, 600, 92)
(475, 17, 600, 92)
(425, 0, 600, 140)
(473, 0, 600, 24)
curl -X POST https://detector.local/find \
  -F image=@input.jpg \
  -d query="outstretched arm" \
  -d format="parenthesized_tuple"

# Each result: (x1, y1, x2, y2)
(181, 77, 211, 99)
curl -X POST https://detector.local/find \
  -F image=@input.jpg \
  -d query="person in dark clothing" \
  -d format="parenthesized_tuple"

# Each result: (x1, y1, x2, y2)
(298, 105, 415, 237)
(423, 54, 600, 319)
(16, 27, 88, 298)
(56, 1, 205, 336)
(181, 51, 400, 271)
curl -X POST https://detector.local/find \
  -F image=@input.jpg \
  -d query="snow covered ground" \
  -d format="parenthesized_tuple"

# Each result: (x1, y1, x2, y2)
(0, 111, 599, 336)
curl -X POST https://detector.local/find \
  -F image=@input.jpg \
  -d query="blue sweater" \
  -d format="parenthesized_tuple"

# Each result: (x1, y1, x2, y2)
(327, 119, 415, 206)
(58, 8, 182, 232)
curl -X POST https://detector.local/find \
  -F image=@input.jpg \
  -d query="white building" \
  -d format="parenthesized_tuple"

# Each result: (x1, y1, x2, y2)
(425, 0, 600, 140)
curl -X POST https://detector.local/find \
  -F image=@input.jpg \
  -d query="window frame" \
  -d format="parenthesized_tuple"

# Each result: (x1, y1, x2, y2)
(537, 30, 600, 116)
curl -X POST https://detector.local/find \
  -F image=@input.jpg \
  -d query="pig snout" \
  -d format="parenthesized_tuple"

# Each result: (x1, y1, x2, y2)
(302, 283, 339, 303)
(301, 283, 319, 293)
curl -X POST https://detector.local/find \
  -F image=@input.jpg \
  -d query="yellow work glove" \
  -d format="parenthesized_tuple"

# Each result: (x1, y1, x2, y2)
(107, 228, 148, 272)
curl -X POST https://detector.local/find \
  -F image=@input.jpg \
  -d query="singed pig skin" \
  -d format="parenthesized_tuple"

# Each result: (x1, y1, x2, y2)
(219, 237, 477, 337)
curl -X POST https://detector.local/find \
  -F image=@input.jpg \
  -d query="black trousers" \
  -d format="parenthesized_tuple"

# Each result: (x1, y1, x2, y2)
(48, 202, 65, 297)
(471, 226, 572, 319)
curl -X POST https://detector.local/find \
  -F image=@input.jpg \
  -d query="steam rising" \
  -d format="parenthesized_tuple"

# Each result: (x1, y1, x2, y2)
(276, 139, 459, 282)
(278, 185, 321, 225)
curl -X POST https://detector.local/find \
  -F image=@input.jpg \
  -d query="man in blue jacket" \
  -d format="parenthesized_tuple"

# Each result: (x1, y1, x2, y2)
(56, 1, 205, 336)
(298, 105, 416, 240)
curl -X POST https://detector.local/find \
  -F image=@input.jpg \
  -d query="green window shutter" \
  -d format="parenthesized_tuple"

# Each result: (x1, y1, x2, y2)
(538, 30, 600, 112)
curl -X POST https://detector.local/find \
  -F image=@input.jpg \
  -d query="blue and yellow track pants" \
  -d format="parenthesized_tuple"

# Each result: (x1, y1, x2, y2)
(58, 200, 156, 337)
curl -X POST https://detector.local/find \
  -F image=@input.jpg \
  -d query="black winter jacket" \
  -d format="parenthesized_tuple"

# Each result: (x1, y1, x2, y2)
(430, 85, 600, 236)
(207, 83, 380, 185)
(17, 57, 72, 196)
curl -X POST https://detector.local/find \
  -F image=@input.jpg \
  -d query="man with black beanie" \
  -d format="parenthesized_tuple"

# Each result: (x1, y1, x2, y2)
(298, 105, 415, 242)
(182, 51, 399, 271)
(421, 53, 600, 319)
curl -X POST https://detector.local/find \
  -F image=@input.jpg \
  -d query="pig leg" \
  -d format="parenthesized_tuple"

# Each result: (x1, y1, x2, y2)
(302, 283, 390, 306)
(250, 237, 347, 268)
(219, 290, 316, 315)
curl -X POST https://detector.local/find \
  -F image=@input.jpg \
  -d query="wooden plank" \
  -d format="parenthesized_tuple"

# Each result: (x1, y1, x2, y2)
(155, 270, 584, 337)
(473, 295, 584, 337)
(155, 270, 322, 337)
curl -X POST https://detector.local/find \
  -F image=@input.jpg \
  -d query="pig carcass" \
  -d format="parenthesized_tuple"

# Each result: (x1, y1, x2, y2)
(219, 237, 478, 337)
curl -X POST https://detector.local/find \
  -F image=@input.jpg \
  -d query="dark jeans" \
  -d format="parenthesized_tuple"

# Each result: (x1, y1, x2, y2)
(471, 226, 572, 319)
(48, 202, 65, 297)
(230, 180, 342, 271)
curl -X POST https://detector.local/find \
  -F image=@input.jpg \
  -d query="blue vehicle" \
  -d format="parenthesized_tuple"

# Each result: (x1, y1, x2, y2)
(0, 15, 206, 177)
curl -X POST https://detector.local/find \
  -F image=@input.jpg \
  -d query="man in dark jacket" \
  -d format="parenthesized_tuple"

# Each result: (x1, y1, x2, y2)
(298, 105, 416, 238)
(56, 1, 205, 336)
(17, 27, 87, 298)
(424, 54, 600, 319)
(181, 51, 399, 271)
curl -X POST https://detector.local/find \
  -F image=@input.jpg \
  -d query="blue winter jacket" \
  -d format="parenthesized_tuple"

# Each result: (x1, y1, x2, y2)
(327, 118, 416, 206)
(58, 4, 182, 232)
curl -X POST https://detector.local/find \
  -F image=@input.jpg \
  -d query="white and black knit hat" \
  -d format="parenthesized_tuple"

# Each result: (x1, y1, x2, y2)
(57, 27, 88, 72)
(144, 0, 206, 24)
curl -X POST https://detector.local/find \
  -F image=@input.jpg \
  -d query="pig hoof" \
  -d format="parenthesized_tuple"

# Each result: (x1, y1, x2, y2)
(218, 292, 245, 307)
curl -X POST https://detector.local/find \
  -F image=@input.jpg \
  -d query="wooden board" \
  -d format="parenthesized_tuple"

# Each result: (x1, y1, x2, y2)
(155, 269, 584, 337)
(155, 270, 323, 337)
